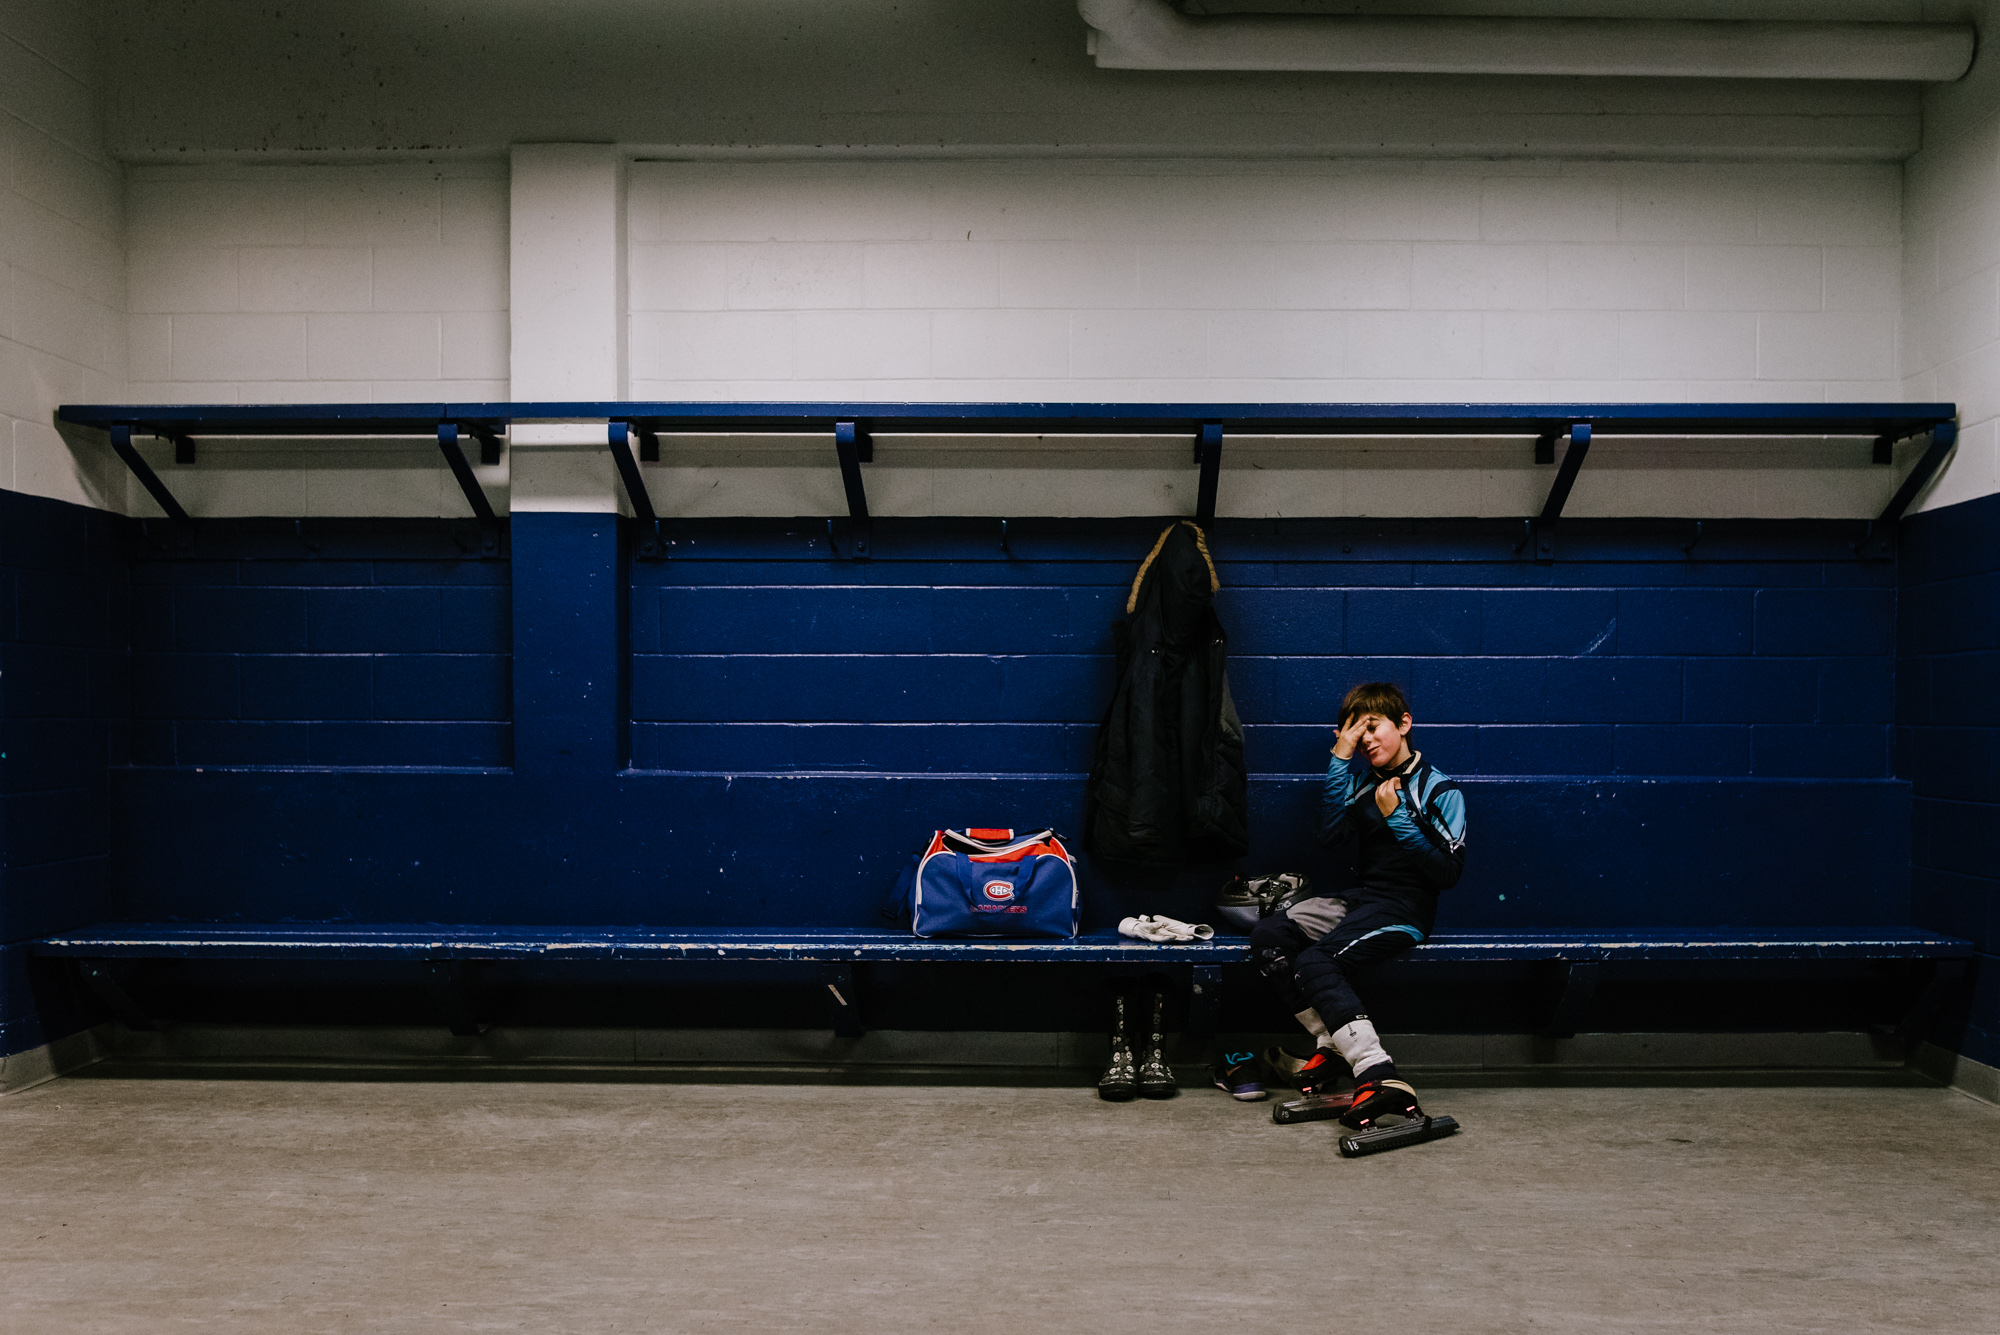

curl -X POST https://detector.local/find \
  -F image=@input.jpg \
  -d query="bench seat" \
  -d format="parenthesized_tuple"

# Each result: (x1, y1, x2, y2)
(30, 923, 1974, 963)
(33, 923, 1971, 1046)
(33, 924, 1245, 963)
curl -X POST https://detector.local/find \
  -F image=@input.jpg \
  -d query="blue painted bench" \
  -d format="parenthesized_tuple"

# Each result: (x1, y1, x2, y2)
(33, 924, 1973, 1049)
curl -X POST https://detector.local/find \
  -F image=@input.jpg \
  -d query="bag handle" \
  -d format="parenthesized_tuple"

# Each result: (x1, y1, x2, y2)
(942, 828, 1061, 857)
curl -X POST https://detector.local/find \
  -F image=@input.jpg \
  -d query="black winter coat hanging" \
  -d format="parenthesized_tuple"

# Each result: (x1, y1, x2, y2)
(1086, 521, 1249, 867)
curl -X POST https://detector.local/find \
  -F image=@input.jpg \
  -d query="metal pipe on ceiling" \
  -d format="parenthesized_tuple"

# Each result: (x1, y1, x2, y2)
(1077, 0, 1976, 80)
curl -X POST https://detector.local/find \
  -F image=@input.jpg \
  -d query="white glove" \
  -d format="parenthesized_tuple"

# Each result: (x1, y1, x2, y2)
(1118, 914, 1216, 943)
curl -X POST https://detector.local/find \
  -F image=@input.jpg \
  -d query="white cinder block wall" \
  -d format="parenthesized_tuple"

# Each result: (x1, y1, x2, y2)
(626, 159, 1908, 519)
(629, 160, 1901, 404)
(125, 163, 508, 404)
(120, 163, 509, 516)
(112, 154, 1918, 519)
(17, 0, 1999, 520)
(1901, 0, 2000, 512)
(0, 4, 124, 507)
(7, 6, 1992, 519)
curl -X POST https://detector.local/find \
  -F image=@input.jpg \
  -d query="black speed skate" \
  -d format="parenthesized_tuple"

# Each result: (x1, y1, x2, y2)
(1339, 1072, 1421, 1128)
(1333, 1070, 1460, 1157)
(1270, 1048, 1355, 1125)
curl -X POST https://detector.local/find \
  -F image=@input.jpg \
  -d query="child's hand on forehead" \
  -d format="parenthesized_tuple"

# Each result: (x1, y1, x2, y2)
(1340, 711, 1411, 769)
(1333, 710, 1369, 759)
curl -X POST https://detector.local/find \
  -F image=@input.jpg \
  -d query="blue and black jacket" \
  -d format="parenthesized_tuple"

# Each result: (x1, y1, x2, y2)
(1319, 749, 1467, 937)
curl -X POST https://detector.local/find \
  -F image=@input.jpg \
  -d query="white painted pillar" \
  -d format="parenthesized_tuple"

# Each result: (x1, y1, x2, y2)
(508, 143, 627, 513)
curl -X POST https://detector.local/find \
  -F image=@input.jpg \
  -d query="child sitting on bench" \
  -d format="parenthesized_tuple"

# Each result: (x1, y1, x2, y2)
(1248, 681, 1466, 1128)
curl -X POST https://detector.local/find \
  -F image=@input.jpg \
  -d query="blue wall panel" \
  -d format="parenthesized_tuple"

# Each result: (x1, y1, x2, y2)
(0, 502, 1938, 1053)
(0, 490, 123, 1055)
(106, 770, 1907, 934)
(1615, 589, 1754, 656)
(629, 521, 1901, 783)
(619, 519, 1907, 949)
(128, 529, 512, 769)
(1899, 489, 2000, 1068)
(512, 514, 615, 776)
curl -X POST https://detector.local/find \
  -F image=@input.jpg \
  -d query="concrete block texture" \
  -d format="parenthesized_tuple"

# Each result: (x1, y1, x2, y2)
(98, 153, 1923, 519)
(627, 159, 1900, 411)
(510, 145, 621, 403)
(1686, 245, 1822, 312)
(1546, 245, 1685, 311)
(172, 313, 308, 381)
(127, 247, 239, 314)
(0, 10, 124, 514)
(10, 128, 120, 238)
(1760, 312, 1897, 381)
(0, 19, 101, 157)
(1822, 245, 1901, 312)
(1902, 45, 2000, 513)
(1412, 243, 1548, 309)
(308, 313, 441, 380)
(122, 161, 511, 402)
(238, 247, 372, 313)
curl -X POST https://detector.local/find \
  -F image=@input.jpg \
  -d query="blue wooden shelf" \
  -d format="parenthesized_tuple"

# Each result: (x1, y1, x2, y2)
(57, 398, 1961, 530)
(55, 399, 1959, 438)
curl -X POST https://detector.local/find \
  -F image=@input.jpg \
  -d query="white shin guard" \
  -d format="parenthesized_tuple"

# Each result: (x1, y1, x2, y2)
(1293, 1007, 1336, 1048)
(1329, 1018, 1391, 1074)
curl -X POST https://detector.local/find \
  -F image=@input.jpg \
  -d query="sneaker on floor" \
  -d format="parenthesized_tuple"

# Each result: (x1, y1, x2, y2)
(1211, 1051, 1267, 1101)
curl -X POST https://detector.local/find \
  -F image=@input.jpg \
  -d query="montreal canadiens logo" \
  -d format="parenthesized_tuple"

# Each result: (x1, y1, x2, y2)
(982, 881, 1016, 902)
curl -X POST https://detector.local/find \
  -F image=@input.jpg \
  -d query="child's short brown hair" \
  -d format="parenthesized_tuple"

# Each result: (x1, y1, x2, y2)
(1340, 681, 1410, 725)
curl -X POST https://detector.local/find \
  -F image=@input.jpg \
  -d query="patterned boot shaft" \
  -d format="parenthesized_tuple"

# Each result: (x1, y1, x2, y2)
(1137, 985, 1177, 1099)
(1097, 988, 1139, 1101)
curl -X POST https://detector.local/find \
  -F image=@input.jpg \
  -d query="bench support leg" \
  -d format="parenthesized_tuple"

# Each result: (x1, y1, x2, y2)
(1187, 965, 1222, 1042)
(78, 961, 160, 1032)
(1543, 961, 1601, 1040)
(825, 963, 866, 1039)
(1895, 959, 1967, 1057)
(424, 961, 489, 1037)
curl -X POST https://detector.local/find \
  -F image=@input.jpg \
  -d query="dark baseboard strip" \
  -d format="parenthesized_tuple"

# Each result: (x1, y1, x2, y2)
(0, 1024, 116, 1095)
(41, 1024, 1946, 1088)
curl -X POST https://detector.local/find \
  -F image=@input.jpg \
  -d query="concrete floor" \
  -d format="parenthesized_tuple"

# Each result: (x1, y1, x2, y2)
(1, 1076, 1995, 1333)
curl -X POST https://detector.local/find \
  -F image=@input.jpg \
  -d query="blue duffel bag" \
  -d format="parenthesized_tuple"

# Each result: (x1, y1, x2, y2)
(890, 828, 1079, 939)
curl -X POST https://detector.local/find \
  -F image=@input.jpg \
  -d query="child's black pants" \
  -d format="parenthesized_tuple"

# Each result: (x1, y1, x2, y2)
(1247, 899, 1424, 1032)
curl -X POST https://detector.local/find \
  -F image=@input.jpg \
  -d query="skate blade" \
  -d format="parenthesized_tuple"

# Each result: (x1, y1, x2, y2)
(1271, 1092, 1355, 1125)
(1338, 1114, 1460, 1157)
